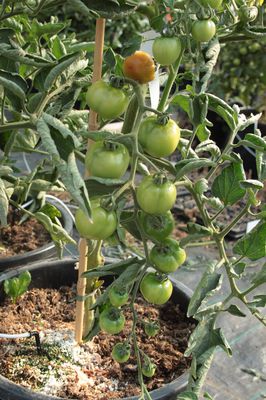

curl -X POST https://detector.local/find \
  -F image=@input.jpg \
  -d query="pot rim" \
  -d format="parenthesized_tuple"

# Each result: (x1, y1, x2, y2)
(0, 258, 193, 400)
(0, 196, 73, 270)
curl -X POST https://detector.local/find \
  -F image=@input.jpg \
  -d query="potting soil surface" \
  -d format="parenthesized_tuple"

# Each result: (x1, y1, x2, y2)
(0, 287, 194, 399)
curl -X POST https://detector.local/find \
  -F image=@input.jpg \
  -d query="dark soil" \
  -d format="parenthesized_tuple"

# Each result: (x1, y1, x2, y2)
(0, 285, 195, 399)
(0, 207, 51, 258)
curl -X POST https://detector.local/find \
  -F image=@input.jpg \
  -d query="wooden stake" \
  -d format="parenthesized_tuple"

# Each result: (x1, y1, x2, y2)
(75, 18, 106, 344)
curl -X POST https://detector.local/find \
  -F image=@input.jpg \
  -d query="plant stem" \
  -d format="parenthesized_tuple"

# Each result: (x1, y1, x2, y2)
(157, 48, 184, 112)
(217, 204, 250, 239)
(0, 120, 34, 133)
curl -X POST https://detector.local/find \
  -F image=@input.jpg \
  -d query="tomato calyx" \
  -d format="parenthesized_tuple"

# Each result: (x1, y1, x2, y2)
(105, 306, 123, 321)
(103, 140, 119, 152)
(109, 75, 126, 89)
(153, 173, 168, 185)
(156, 114, 170, 126)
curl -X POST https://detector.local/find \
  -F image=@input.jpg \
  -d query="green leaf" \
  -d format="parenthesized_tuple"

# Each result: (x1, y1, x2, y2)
(195, 140, 221, 159)
(203, 393, 214, 400)
(0, 69, 27, 101)
(207, 93, 237, 131)
(248, 294, 266, 309)
(233, 221, 266, 261)
(175, 158, 215, 181)
(0, 178, 8, 226)
(211, 162, 246, 206)
(4, 271, 31, 303)
(44, 52, 81, 91)
(239, 179, 264, 190)
(82, 257, 142, 278)
(85, 177, 124, 197)
(244, 133, 266, 150)
(171, 93, 190, 113)
(226, 304, 246, 318)
(39, 203, 62, 220)
(120, 210, 142, 241)
(187, 263, 222, 318)
(231, 262, 246, 278)
(177, 392, 198, 400)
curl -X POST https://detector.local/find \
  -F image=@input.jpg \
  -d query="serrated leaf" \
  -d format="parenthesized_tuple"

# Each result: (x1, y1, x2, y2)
(233, 221, 266, 261)
(211, 162, 246, 206)
(175, 158, 215, 181)
(231, 262, 246, 278)
(44, 53, 81, 91)
(207, 93, 237, 131)
(4, 271, 31, 303)
(187, 263, 222, 318)
(248, 294, 266, 308)
(244, 133, 266, 150)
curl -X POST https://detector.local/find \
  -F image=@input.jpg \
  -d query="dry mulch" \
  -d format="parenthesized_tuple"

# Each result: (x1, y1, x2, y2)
(0, 207, 51, 258)
(0, 285, 195, 399)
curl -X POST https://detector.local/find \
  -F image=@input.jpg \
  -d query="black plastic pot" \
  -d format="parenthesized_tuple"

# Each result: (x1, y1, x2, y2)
(0, 259, 193, 400)
(0, 197, 73, 271)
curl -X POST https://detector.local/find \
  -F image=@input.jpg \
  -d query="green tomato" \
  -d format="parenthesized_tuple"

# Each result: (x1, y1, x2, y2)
(109, 286, 129, 307)
(144, 321, 160, 337)
(142, 361, 156, 378)
(112, 342, 131, 363)
(139, 211, 174, 242)
(199, 0, 223, 9)
(152, 37, 182, 66)
(137, 175, 177, 215)
(86, 80, 128, 120)
(238, 5, 258, 22)
(138, 116, 180, 158)
(85, 141, 130, 179)
(191, 20, 216, 42)
(99, 307, 125, 334)
(150, 238, 186, 273)
(75, 201, 117, 240)
(140, 273, 173, 305)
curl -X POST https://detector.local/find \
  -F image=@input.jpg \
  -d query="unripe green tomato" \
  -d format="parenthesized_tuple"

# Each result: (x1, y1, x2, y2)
(150, 238, 186, 273)
(99, 307, 125, 335)
(112, 342, 131, 363)
(144, 321, 160, 337)
(239, 47, 248, 55)
(139, 211, 175, 242)
(109, 286, 129, 307)
(191, 20, 216, 43)
(199, 0, 223, 8)
(85, 141, 130, 179)
(233, 58, 241, 66)
(238, 5, 258, 22)
(138, 116, 180, 158)
(142, 362, 156, 377)
(86, 80, 128, 120)
(140, 273, 173, 305)
(75, 201, 117, 240)
(249, 42, 261, 52)
(152, 37, 182, 66)
(137, 175, 177, 215)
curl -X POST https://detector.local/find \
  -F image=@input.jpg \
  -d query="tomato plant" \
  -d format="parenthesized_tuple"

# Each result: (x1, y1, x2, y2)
(137, 175, 177, 215)
(150, 238, 187, 273)
(99, 307, 125, 334)
(140, 273, 173, 305)
(123, 50, 155, 84)
(152, 36, 182, 66)
(75, 201, 117, 240)
(1, 1, 266, 399)
(86, 80, 128, 119)
(85, 141, 130, 179)
(138, 116, 180, 158)
(139, 211, 175, 242)
(191, 19, 216, 42)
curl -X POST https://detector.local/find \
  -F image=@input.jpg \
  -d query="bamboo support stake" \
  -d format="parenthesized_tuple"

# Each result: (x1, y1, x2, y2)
(75, 18, 106, 344)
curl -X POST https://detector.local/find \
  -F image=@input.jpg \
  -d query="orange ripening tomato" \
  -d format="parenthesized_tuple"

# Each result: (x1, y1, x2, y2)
(123, 51, 155, 84)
